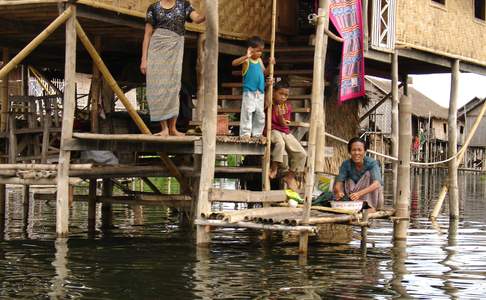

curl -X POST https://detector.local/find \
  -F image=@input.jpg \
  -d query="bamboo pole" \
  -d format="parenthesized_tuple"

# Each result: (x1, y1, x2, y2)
(75, 21, 190, 194)
(1, 48, 9, 132)
(315, 0, 330, 173)
(299, 0, 329, 254)
(391, 52, 399, 203)
(56, 5, 76, 237)
(262, 0, 277, 190)
(88, 179, 96, 232)
(448, 59, 460, 219)
(393, 78, 412, 241)
(0, 163, 92, 170)
(89, 36, 102, 133)
(195, 219, 317, 232)
(195, 33, 206, 122)
(430, 61, 486, 219)
(196, 0, 218, 246)
(0, 7, 73, 79)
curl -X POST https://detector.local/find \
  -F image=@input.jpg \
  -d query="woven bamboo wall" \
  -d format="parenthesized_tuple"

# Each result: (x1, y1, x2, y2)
(396, 0, 486, 64)
(83, 0, 272, 40)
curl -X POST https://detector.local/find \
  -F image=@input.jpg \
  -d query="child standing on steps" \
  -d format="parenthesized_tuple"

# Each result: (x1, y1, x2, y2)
(269, 80, 307, 192)
(232, 36, 274, 140)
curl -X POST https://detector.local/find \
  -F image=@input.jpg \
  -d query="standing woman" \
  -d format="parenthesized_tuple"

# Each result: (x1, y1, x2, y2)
(141, 0, 205, 136)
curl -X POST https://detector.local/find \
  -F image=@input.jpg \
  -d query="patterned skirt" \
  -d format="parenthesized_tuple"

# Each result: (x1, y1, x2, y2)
(146, 28, 184, 122)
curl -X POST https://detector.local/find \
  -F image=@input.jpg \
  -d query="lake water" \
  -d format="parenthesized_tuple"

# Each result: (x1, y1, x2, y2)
(1, 172, 486, 299)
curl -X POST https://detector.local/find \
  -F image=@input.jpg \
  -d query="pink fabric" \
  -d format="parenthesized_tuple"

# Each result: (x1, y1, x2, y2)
(329, 0, 366, 102)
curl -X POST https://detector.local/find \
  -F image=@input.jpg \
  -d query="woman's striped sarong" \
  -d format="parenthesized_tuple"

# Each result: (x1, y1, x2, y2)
(146, 28, 184, 122)
(344, 171, 384, 210)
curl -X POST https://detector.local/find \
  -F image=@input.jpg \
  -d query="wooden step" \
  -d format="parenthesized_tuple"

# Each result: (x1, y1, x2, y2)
(276, 57, 315, 64)
(218, 107, 311, 113)
(72, 133, 201, 143)
(218, 94, 311, 101)
(191, 121, 310, 128)
(232, 69, 313, 77)
(222, 82, 313, 89)
(264, 46, 315, 53)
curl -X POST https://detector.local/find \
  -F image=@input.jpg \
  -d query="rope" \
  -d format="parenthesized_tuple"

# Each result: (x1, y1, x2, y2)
(324, 132, 466, 166)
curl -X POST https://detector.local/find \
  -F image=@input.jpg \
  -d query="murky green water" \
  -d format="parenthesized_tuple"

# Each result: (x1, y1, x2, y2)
(1, 172, 486, 299)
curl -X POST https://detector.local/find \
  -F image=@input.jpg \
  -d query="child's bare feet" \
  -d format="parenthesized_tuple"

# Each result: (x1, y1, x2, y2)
(169, 129, 185, 136)
(269, 167, 278, 179)
(154, 129, 169, 137)
(284, 173, 299, 192)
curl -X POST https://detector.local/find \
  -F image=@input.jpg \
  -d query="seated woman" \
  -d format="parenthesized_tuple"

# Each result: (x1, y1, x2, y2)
(333, 137, 384, 211)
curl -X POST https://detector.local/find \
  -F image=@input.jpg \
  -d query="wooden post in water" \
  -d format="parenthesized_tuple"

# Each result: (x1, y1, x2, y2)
(448, 59, 460, 219)
(0, 47, 9, 228)
(195, 33, 206, 123)
(196, 0, 219, 246)
(101, 179, 113, 229)
(56, 4, 77, 237)
(315, 0, 330, 173)
(391, 52, 399, 203)
(393, 76, 411, 241)
(299, 0, 329, 254)
(88, 179, 97, 232)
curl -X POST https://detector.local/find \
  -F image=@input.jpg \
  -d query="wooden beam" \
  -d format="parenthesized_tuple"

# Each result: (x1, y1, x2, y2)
(141, 177, 162, 195)
(360, 81, 404, 122)
(0, 47, 8, 132)
(300, 0, 329, 254)
(196, 0, 218, 246)
(72, 132, 200, 143)
(208, 189, 286, 203)
(448, 59, 460, 218)
(0, 6, 73, 79)
(76, 6, 145, 30)
(393, 76, 412, 241)
(391, 52, 399, 202)
(56, 4, 76, 237)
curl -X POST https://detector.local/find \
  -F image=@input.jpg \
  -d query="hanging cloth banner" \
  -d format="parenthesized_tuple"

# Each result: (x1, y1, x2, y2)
(329, 0, 365, 102)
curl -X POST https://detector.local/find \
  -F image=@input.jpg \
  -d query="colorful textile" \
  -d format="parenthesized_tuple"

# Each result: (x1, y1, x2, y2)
(329, 0, 365, 102)
(344, 171, 384, 210)
(145, 0, 194, 36)
(146, 28, 184, 122)
(271, 102, 292, 134)
(242, 58, 265, 93)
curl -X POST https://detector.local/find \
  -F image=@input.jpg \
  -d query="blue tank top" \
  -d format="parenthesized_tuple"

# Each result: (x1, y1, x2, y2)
(242, 59, 265, 93)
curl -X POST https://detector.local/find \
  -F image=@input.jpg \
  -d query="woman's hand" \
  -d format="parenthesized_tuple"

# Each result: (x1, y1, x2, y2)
(335, 191, 345, 200)
(140, 60, 147, 75)
(349, 192, 362, 201)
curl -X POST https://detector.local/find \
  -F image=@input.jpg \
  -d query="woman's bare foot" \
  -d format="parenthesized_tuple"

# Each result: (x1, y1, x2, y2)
(169, 129, 185, 136)
(154, 129, 169, 136)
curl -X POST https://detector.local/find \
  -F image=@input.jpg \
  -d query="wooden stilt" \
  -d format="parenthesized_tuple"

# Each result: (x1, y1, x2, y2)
(360, 209, 369, 255)
(22, 185, 30, 227)
(75, 21, 191, 195)
(1, 47, 9, 132)
(101, 179, 113, 229)
(89, 36, 101, 133)
(0, 7, 73, 79)
(56, 5, 76, 237)
(393, 76, 411, 241)
(195, 33, 206, 122)
(391, 52, 399, 203)
(88, 179, 97, 232)
(196, 0, 219, 246)
(0, 48, 8, 227)
(448, 59, 460, 219)
(299, 0, 329, 254)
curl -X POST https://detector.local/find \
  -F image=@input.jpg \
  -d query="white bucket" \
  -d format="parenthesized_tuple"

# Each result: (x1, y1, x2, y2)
(330, 200, 364, 212)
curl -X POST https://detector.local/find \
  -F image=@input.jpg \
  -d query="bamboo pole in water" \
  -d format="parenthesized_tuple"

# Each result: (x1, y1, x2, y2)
(196, 0, 219, 246)
(300, 0, 330, 254)
(0, 47, 8, 224)
(0, 7, 73, 79)
(263, 0, 277, 191)
(393, 77, 412, 241)
(391, 52, 399, 203)
(448, 59, 460, 219)
(56, 5, 77, 237)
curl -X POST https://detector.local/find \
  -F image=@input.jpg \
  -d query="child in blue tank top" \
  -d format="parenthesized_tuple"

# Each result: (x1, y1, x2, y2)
(232, 36, 274, 140)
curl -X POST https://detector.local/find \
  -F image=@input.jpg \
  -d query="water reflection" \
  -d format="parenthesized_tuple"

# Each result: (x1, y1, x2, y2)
(0, 173, 485, 299)
(49, 238, 69, 299)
